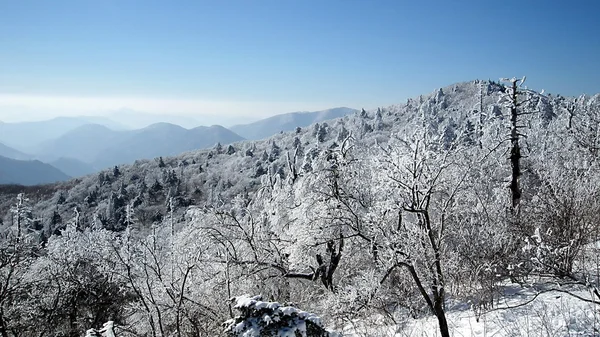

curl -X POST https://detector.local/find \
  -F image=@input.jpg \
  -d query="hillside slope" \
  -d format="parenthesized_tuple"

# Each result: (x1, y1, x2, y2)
(1, 80, 599, 336)
(0, 142, 31, 160)
(230, 107, 357, 140)
(0, 79, 567, 230)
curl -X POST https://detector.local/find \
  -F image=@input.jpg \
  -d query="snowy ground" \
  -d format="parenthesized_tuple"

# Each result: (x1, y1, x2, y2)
(343, 282, 600, 337)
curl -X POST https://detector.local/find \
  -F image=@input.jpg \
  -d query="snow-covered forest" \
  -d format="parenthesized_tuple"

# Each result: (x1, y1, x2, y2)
(1, 79, 600, 336)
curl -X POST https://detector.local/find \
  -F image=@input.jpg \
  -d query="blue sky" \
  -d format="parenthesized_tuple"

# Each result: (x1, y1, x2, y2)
(0, 0, 598, 122)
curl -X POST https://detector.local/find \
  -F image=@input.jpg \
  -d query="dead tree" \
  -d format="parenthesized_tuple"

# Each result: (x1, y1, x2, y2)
(501, 77, 531, 210)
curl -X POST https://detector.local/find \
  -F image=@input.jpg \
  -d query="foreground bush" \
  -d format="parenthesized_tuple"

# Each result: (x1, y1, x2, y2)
(223, 295, 339, 337)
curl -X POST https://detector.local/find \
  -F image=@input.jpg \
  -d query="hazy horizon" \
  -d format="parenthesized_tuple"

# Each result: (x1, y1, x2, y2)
(0, 101, 361, 128)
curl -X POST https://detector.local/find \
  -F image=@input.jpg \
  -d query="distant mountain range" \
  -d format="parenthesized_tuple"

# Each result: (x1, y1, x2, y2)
(230, 107, 358, 140)
(48, 157, 97, 178)
(36, 123, 244, 170)
(107, 109, 204, 129)
(0, 107, 359, 185)
(0, 156, 70, 185)
(92, 123, 244, 169)
(0, 142, 31, 160)
(0, 116, 127, 153)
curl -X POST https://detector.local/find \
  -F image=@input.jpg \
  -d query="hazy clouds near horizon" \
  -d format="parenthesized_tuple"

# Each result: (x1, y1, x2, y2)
(0, 94, 362, 127)
(0, 105, 258, 129)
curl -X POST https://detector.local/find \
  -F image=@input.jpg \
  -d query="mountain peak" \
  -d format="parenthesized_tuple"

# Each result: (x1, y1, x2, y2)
(143, 122, 187, 131)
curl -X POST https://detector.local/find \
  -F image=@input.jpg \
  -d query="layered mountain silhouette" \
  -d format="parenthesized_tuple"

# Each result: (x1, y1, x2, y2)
(36, 123, 244, 170)
(0, 79, 557, 224)
(49, 157, 97, 178)
(0, 116, 127, 153)
(107, 109, 203, 129)
(0, 156, 70, 185)
(0, 142, 31, 160)
(230, 107, 358, 140)
(0, 107, 360, 183)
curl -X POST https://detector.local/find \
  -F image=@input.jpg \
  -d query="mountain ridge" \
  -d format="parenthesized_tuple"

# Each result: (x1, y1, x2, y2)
(37, 122, 245, 170)
(0, 155, 70, 186)
(0, 116, 126, 153)
(230, 107, 358, 140)
(0, 142, 31, 160)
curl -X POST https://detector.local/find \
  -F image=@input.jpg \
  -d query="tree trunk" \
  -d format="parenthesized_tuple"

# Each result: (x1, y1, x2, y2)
(434, 303, 450, 337)
(0, 311, 9, 337)
(69, 299, 78, 337)
(509, 80, 522, 209)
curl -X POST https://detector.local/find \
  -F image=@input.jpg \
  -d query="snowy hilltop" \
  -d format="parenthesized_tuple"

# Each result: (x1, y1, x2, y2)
(0, 79, 600, 336)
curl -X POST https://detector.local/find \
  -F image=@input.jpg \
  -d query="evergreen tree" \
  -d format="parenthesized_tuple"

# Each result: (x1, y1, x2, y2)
(113, 166, 121, 178)
(227, 144, 236, 155)
(224, 295, 336, 337)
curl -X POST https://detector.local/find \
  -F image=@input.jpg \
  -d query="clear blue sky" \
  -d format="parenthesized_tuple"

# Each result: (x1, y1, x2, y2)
(0, 0, 599, 121)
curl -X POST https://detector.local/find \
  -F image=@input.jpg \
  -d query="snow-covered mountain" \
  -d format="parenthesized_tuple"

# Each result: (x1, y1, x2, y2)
(1, 80, 599, 336)
(0, 107, 360, 174)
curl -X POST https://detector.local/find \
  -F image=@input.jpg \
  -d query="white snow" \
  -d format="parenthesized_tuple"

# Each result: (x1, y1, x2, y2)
(343, 281, 600, 336)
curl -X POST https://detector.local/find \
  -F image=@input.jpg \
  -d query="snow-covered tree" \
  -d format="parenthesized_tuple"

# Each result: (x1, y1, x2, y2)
(223, 295, 338, 337)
